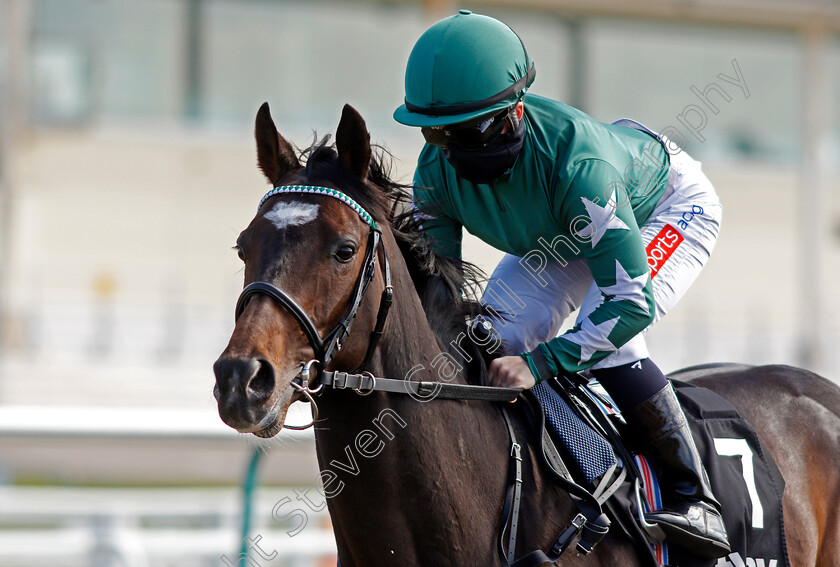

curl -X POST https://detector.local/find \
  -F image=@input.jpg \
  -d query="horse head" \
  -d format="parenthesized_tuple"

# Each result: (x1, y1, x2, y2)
(213, 102, 392, 437)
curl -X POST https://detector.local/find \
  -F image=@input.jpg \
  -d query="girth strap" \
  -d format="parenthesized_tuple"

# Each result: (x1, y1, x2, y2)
(500, 407, 524, 565)
(499, 382, 627, 566)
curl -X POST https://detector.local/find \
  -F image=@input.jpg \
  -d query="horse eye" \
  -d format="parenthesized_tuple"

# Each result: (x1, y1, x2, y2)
(235, 246, 245, 261)
(334, 245, 356, 263)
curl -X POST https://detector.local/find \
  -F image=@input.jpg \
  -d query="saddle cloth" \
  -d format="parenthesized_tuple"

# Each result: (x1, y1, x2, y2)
(532, 378, 790, 567)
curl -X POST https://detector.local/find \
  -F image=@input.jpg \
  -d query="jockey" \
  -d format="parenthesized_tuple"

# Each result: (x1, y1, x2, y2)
(393, 10, 730, 559)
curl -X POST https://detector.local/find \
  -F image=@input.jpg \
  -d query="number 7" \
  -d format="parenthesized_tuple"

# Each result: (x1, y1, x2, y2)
(714, 438, 763, 529)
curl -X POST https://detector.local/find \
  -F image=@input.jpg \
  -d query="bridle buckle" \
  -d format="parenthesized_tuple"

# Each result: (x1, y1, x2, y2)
(354, 371, 377, 396)
(297, 359, 324, 395)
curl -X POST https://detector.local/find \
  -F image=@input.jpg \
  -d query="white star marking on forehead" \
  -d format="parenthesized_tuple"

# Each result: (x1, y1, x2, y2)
(574, 190, 630, 248)
(264, 201, 320, 231)
(598, 260, 650, 315)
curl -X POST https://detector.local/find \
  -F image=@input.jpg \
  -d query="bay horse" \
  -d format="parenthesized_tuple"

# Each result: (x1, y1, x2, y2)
(213, 102, 840, 566)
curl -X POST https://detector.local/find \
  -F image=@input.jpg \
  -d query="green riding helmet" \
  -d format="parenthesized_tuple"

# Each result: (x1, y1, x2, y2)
(393, 10, 536, 128)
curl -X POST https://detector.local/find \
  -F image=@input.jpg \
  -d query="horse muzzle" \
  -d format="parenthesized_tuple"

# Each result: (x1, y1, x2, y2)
(212, 355, 282, 431)
(213, 355, 319, 436)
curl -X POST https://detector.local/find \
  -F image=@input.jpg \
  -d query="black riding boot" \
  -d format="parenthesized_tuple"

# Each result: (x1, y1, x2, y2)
(624, 383, 731, 558)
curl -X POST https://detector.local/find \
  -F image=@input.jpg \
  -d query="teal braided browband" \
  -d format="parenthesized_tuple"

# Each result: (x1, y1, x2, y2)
(258, 185, 377, 230)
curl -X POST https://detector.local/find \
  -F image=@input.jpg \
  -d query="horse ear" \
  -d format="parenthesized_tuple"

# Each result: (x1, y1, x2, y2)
(255, 102, 300, 185)
(336, 104, 371, 180)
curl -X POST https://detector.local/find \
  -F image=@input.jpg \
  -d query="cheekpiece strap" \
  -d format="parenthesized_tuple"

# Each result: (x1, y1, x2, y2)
(258, 185, 377, 230)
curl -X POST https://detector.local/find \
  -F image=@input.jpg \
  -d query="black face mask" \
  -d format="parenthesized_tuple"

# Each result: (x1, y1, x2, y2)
(443, 117, 526, 184)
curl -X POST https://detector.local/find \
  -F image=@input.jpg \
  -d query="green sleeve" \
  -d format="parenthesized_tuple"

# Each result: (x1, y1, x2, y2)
(412, 168, 463, 260)
(533, 159, 655, 374)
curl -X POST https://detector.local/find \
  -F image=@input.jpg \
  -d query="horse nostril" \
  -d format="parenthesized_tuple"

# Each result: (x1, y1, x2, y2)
(246, 359, 276, 402)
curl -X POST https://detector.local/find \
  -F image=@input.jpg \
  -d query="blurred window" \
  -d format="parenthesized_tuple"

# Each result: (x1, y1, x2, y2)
(25, 0, 819, 163)
(32, 0, 184, 124)
(200, 0, 425, 135)
(586, 20, 800, 163)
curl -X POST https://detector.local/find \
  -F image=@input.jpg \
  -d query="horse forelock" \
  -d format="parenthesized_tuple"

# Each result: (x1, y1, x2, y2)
(290, 135, 491, 385)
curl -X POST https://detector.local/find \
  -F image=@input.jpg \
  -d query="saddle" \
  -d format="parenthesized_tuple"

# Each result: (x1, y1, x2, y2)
(517, 373, 790, 567)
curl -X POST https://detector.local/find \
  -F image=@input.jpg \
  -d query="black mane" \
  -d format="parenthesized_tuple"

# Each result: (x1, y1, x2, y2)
(300, 137, 393, 228)
(297, 137, 492, 384)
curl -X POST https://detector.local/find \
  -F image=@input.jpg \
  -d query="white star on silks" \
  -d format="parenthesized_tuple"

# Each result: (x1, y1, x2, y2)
(598, 260, 651, 316)
(561, 316, 621, 364)
(574, 190, 630, 248)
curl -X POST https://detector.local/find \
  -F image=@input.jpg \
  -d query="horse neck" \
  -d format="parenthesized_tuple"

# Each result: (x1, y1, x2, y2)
(373, 232, 453, 381)
(310, 226, 607, 567)
(310, 229, 640, 566)
(313, 227, 512, 557)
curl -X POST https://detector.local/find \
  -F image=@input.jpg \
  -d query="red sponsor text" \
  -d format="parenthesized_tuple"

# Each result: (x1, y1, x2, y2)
(646, 224, 683, 278)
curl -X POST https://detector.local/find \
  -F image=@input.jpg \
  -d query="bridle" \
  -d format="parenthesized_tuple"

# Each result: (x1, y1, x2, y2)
(234, 184, 519, 432)
(234, 185, 393, 428)
(231, 185, 607, 564)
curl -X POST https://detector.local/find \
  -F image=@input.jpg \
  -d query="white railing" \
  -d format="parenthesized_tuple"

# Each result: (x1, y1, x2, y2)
(0, 405, 331, 566)
(0, 486, 336, 567)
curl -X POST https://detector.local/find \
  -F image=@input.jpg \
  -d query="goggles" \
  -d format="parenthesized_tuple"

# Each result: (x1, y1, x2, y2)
(421, 105, 515, 151)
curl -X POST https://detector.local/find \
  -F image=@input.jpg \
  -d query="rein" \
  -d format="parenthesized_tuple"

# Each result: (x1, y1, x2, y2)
(318, 369, 521, 402)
